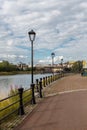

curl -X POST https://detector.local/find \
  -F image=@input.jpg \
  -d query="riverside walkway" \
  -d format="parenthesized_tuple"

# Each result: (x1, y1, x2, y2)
(14, 74, 87, 130)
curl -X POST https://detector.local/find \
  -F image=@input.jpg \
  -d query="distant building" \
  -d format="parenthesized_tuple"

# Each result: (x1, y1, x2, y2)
(17, 62, 28, 70)
(82, 60, 87, 69)
(35, 61, 76, 73)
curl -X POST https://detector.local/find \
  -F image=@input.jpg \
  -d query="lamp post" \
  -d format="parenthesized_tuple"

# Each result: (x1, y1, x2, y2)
(61, 58, 63, 66)
(61, 58, 63, 75)
(51, 52, 55, 74)
(51, 52, 55, 66)
(28, 30, 36, 104)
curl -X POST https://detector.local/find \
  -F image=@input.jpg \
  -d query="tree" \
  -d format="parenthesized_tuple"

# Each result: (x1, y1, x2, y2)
(72, 61, 83, 73)
(0, 61, 17, 72)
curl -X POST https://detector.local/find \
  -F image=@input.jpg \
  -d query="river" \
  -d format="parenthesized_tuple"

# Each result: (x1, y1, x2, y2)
(0, 73, 52, 99)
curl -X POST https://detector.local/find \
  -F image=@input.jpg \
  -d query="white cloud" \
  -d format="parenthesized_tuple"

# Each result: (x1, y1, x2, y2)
(79, 2, 87, 8)
(0, 0, 87, 64)
(7, 40, 13, 46)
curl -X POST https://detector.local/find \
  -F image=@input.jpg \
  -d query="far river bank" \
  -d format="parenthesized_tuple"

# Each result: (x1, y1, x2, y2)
(0, 71, 49, 76)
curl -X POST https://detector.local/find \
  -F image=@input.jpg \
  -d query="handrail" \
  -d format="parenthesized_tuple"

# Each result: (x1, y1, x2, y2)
(0, 92, 19, 102)
(0, 99, 19, 112)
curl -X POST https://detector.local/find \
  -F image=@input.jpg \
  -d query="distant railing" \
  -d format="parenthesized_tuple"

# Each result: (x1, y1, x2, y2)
(0, 73, 63, 128)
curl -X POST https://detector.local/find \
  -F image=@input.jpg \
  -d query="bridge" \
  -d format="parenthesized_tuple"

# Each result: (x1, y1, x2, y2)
(12, 74, 87, 130)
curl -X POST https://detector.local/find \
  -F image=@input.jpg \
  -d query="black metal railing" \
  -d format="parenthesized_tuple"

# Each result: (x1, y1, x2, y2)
(0, 73, 63, 128)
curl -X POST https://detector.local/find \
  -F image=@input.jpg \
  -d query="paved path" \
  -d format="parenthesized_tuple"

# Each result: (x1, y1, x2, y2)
(14, 74, 87, 130)
(44, 74, 87, 96)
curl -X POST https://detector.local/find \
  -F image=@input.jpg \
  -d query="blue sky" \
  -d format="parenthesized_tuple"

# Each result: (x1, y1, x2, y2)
(0, 0, 87, 65)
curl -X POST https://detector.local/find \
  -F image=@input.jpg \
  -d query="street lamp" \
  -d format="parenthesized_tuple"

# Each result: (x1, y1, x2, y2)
(28, 29, 36, 104)
(51, 52, 55, 66)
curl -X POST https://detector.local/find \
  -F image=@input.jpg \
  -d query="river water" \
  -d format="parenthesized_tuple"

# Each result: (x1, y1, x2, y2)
(0, 73, 52, 99)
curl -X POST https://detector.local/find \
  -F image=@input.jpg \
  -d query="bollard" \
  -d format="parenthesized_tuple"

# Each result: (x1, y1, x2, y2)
(39, 81, 43, 98)
(31, 83, 36, 104)
(18, 87, 25, 115)
(36, 79, 39, 92)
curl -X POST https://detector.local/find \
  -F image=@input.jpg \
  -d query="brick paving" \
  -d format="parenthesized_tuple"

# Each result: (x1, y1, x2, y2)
(14, 74, 87, 130)
(44, 74, 87, 96)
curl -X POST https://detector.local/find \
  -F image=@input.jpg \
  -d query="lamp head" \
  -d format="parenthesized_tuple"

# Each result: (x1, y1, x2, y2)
(51, 52, 55, 58)
(28, 30, 36, 42)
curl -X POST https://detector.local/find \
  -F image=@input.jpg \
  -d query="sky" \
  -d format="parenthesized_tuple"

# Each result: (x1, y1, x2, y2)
(0, 0, 87, 65)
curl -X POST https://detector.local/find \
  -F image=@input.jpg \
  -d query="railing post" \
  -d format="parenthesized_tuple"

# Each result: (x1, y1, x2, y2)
(57, 74, 58, 79)
(31, 83, 36, 104)
(46, 76, 48, 86)
(48, 76, 49, 84)
(39, 81, 43, 98)
(56, 74, 58, 80)
(59, 74, 60, 78)
(43, 77, 46, 87)
(53, 75, 54, 81)
(36, 79, 39, 92)
(54, 75, 55, 81)
(55, 75, 57, 80)
(18, 87, 25, 115)
(51, 75, 52, 82)
(49, 76, 50, 84)
(40, 78, 43, 88)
